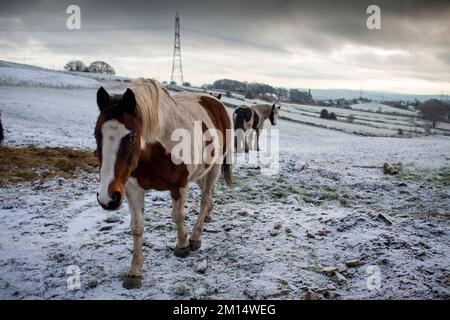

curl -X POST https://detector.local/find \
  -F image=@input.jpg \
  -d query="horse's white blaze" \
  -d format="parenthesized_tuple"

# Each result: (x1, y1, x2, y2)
(98, 119, 130, 205)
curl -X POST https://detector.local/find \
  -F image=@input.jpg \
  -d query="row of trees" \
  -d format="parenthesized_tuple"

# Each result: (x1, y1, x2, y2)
(64, 60, 115, 75)
(207, 79, 315, 102)
(417, 99, 450, 128)
(289, 89, 314, 104)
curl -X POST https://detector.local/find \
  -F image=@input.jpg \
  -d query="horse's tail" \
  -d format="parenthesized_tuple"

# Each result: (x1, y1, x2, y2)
(222, 150, 232, 190)
(222, 118, 233, 190)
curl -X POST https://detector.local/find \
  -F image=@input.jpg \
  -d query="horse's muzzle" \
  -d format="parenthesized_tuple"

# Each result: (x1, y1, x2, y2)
(97, 192, 122, 211)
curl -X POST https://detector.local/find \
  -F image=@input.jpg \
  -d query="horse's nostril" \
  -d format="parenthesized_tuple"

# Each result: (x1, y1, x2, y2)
(112, 192, 121, 204)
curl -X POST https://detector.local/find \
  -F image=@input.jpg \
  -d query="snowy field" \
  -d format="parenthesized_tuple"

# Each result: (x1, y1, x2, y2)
(0, 67, 100, 89)
(0, 67, 449, 300)
(350, 102, 417, 116)
(279, 102, 449, 136)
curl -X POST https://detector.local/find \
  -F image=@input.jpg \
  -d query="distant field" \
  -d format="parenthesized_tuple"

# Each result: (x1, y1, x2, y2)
(1, 61, 448, 139)
(350, 102, 417, 116)
(278, 102, 449, 137)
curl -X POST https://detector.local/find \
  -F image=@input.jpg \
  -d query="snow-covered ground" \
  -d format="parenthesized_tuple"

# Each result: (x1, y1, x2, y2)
(0, 67, 101, 89)
(280, 102, 448, 136)
(0, 67, 449, 300)
(350, 102, 417, 116)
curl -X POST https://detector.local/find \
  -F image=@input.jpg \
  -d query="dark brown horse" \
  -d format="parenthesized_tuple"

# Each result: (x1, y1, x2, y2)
(94, 78, 232, 289)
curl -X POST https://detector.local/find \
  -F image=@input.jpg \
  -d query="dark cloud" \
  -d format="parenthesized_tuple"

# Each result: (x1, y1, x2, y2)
(0, 0, 449, 92)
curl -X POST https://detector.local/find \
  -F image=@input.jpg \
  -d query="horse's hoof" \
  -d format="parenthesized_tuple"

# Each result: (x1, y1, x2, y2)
(122, 275, 142, 289)
(204, 215, 212, 223)
(189, 239, 202, 251)
(174, 245, 190, 258)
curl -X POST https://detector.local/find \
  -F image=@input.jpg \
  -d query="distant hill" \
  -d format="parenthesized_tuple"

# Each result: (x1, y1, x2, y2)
(304, 88, 445, 103)
(0, 60, 101, 89)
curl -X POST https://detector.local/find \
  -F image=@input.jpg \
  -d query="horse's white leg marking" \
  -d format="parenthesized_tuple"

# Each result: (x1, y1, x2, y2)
(247, 129, 254, 151)
(190, 164, 220, 244)
(98, 120, 130, 205)
(245, 128, 255, 152)
(244, 129, 250, 153)
(171, 187, 189, 249)
(125, 177, 145, 277)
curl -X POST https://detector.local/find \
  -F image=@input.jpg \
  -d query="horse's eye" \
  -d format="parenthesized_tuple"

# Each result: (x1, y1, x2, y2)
(128, 133, 136, 145)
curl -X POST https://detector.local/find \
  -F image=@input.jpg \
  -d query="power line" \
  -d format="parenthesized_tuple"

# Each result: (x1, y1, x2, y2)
(182, 54, 283, 80)
(43, 40, 173, 48)
(0, 25, 172, 32)
(184, 26, 293, 55)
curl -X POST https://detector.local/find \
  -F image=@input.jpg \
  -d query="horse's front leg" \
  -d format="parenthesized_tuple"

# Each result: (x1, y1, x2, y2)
(122, 178, 145, 289)
(256, 129, 261, 151)
(171, 187, 190, 258)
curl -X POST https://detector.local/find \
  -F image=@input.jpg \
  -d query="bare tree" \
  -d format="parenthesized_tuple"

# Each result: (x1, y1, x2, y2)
(64, 60, 88, 72)
(417, 99, 450, 128)
(88, 61, 115, 75)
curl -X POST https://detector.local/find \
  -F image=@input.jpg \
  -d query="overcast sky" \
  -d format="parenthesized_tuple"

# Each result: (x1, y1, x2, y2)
(1, 0, 449, 94)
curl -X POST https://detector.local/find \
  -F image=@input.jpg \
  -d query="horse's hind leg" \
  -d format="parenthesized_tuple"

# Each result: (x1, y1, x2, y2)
(244, 132, 250, 153)
(190, 165, 220, 251)
(171, 187, 190, 258)
(123, 178, 145, 289)
(197, 177, 213, 223)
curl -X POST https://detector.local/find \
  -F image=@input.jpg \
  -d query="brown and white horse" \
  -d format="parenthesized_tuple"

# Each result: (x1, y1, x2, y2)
(233, 104, 281, 152)
(94, 78, 232, 289)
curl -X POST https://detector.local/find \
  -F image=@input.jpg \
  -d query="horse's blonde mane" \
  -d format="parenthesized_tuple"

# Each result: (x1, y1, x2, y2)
(129, 78, 160, 143)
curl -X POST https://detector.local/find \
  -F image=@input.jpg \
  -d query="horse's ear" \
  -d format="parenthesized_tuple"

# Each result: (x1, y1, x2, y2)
(217, 93, 222, 100)
(123, 88, 136, 114)
(272, 104, 275, 110)
(97, 87, 110, 111)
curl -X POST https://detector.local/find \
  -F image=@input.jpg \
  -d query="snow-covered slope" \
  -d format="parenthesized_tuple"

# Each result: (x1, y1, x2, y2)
(350, 102, 417, 116)
(0, 66, 101, 89)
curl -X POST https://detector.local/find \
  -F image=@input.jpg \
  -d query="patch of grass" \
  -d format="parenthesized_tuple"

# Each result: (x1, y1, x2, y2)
(299, 193, 313, 203)
(398, 171, 422, 182)
(399, 167, 450, 187)
(430, 168, 450, 187)
(273, 186, 289, 199)
(0, 145, 98, 187)
(319, 190, 339, 201)
(174, 285, 190, 296)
